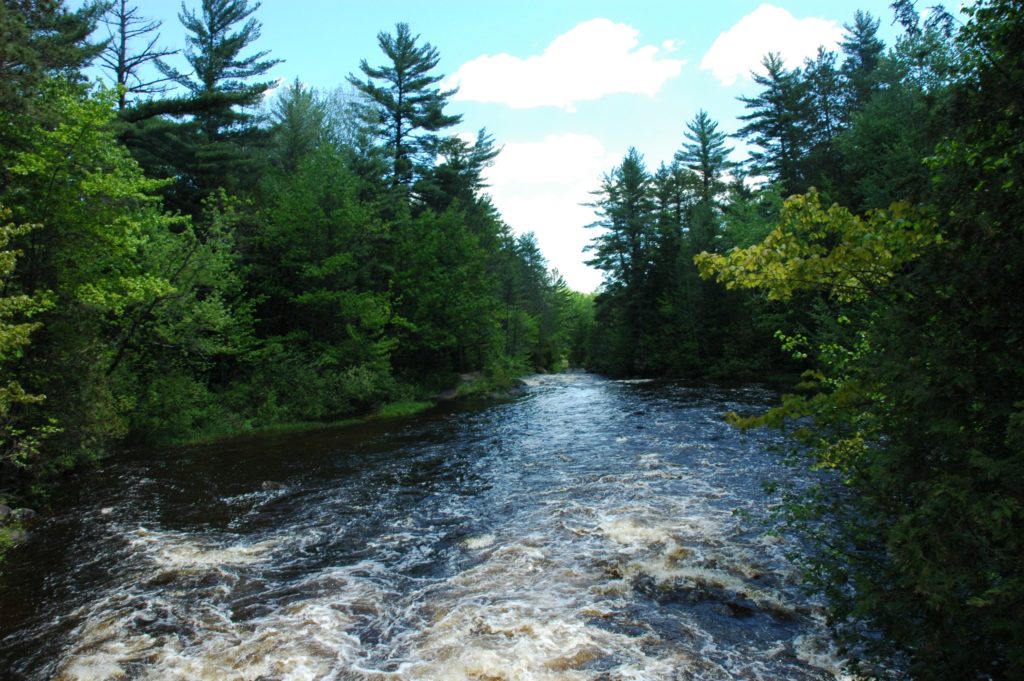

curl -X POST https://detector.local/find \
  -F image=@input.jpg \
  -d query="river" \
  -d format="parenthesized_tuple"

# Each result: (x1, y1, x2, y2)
(0, 373, 850, 680)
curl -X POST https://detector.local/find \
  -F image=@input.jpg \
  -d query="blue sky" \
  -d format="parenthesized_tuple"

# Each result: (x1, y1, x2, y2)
(91, 1, 909, 291)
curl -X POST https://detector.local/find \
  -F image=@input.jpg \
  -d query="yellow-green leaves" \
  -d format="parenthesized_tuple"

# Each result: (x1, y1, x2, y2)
(695, 190, 938, 301)
(0, 207, 49, 364)
(0, 205, 54, 466)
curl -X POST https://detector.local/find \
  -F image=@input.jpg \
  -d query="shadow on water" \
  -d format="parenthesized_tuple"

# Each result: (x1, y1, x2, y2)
(0, 373, 855, 680)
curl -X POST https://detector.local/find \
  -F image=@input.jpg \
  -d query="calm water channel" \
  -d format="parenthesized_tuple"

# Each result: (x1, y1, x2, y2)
(0, 373, 851, 680)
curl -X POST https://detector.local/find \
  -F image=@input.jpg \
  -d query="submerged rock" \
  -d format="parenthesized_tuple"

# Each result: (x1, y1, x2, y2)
(11, 508, 38, 525)
(260, 481, 287, 491)
(434, 388, 459, 402)
(0, 504, 10, 522)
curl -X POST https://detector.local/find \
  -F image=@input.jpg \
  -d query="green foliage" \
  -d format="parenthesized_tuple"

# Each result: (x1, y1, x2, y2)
(0, 9, 598, 530)
(391, 208, 500, 375)
(156, 0, 280, 127)
(116, 0, 281, 213)
(0, 207, 56, 479)
(0, 0, 102, 116)
(267, 79, 329, 173)
(347, 22, 461, 190)
(1, 81, 192, 475)
(582, 4, 1022, 676)
(695, 190, 938, 302)
(737, 53, 812, 194)
(564, 291, 595, 368)
(696, 4, 1024, 673)
(839, 10, 885, 113)
(585, 129, 787, 377)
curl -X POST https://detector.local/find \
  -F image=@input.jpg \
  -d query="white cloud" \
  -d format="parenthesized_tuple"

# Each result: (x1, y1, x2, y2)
(483, 133, 619, 292)
(448, 19, 685, 110)
(700, 4, 843, 86)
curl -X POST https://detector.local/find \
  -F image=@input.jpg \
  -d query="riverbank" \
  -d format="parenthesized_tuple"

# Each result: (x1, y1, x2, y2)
(160, 370, 528, 447)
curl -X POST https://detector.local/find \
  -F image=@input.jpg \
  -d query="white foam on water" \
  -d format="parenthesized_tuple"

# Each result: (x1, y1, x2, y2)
(43, 379, 858, 681)
(462, 533, 496, 550)
(794, 634, 858, 680)
(127, 527, 280, 571)
(55, 566, 388, 681)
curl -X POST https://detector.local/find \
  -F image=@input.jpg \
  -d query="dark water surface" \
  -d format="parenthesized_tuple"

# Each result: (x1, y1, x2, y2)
(0, 373, 849, 680)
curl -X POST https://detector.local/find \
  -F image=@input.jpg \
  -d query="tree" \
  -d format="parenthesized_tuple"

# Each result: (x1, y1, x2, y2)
(0, 0, 101, 114)
(0, 207, 53, 482)
(695, 191, 937, 304)
(390, 208, 499, 376)
(418, 128, 500, 212)
(586, 148, 656, 292)
(737, 53, 811, 195)
(695, 1, 1024, 670)
(839, 10, 885, 115)
(2, 81, 248, 477)
(801, 47, 845, 191)
(676, 110, 732, 253)
(120, 0, 281, 211)
(267, 78, 328, 174)
(156, 0, 280, 139)
(97, 0, 177, 110)
(585, 148, 657, 374)
(347, 22, 461, 191)
(673, 110, 737, 365)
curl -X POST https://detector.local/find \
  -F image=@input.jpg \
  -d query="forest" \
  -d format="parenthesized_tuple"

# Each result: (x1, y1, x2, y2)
(1, 0, 1022, 678)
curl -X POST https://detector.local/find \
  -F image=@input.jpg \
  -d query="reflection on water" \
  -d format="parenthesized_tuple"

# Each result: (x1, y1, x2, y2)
(1, 373, 853, 680)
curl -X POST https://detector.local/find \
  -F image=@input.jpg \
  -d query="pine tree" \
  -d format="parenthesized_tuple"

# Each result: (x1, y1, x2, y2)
(123, 0, 281, 212)
(586, 148, 656, 292)
(676, 110, 732, 253)
(737, 53, 811, 195)
(0, 0, 101, 114)
(156, 0, 280, 139)
(347, 23, 461, 191)
(840, 10, 885, 115)
(418, 128, 500, 212)
(585, 148, 657, 374)
(268, 79, 328, 174)
(802, 47, 845, 191)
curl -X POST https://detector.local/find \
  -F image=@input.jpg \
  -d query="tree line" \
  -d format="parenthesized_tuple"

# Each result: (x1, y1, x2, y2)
(0, 0, 590, 503)
(583, 1, 1022, 677)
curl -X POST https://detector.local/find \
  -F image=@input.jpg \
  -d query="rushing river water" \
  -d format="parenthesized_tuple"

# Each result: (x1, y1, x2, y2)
(0, 373, 850, 680)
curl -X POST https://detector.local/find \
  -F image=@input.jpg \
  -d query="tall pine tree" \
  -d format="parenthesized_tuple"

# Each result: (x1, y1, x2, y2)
(347, 23, 461, 193)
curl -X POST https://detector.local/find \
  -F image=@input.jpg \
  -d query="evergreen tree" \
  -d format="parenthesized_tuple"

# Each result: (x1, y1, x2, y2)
(801, 47, 845, 191)
(675, 111, 736, 364)
(676, 110, 732, 253)
(839, 10, 885, 115)
(586, 148, 656, 293)
(347, 23, 461, 192)
(418, 129, 500, 212)
(268, 79, 328, 174)
(390, 208, 499, 376)
(124, 0, 281, 211)
(585, 148, 657, 374)
(737, 53, 811, 195)
(156, 0, 280, 139)
(696, 3, 1024, 675)
(0, 0, 101, 114)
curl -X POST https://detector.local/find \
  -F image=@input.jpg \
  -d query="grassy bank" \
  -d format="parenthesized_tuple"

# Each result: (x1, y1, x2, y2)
(163, 366, 532, 447)
(164, 399, 438, 447)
